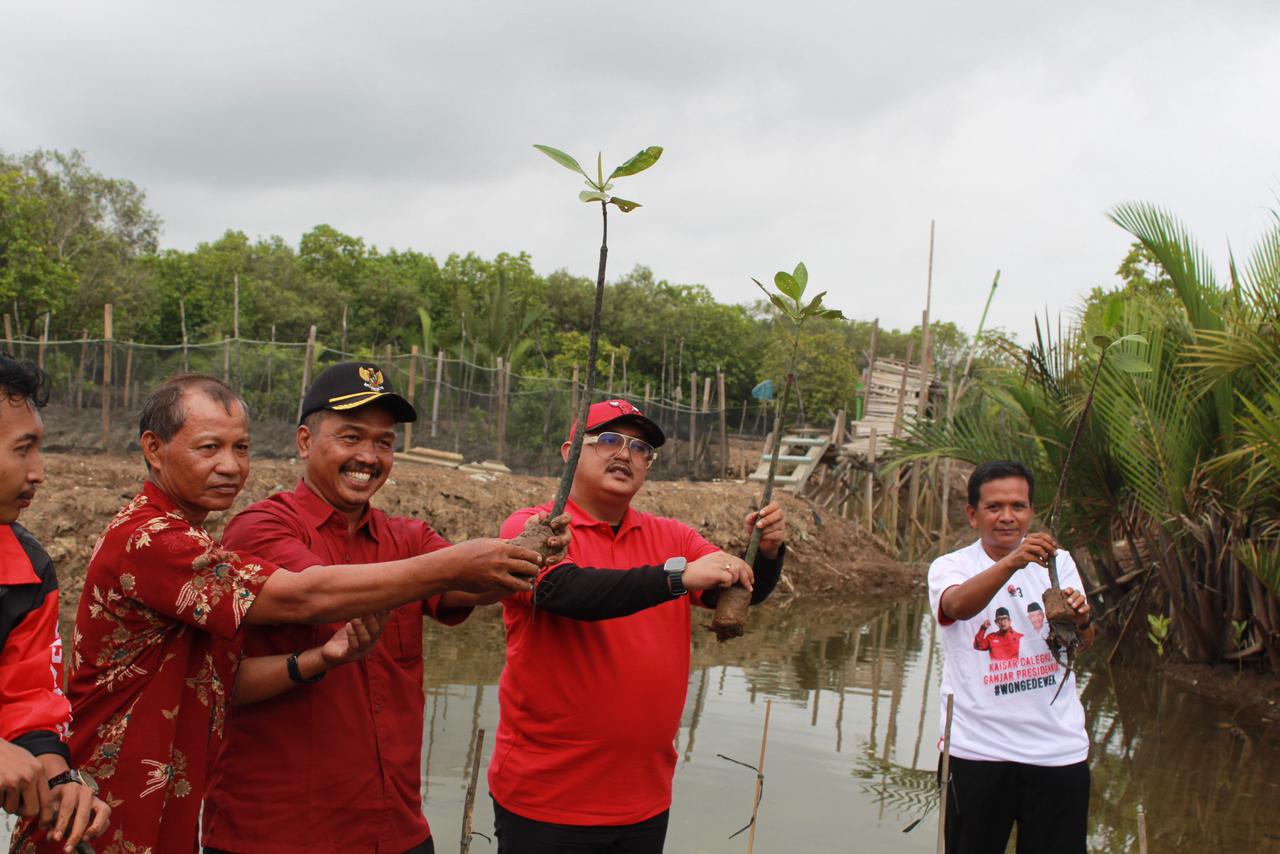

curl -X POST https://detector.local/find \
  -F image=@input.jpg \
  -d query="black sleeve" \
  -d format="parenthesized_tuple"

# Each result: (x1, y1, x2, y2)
(700, 543, 787, 609)
(533, 564, 676, 621)
(11, 730, 71, 763)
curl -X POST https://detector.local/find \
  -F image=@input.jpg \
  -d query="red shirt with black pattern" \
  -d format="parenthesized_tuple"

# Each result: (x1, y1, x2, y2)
(13, 480, 277, 854)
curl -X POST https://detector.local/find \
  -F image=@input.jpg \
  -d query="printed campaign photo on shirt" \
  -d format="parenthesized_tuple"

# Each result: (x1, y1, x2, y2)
(973, 595, 1061, 698)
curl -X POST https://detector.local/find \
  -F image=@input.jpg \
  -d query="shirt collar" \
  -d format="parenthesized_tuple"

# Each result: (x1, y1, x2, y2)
(292, 478, 380, 541)
(141, 478, 182, 516)
(564, 495, 641, 537)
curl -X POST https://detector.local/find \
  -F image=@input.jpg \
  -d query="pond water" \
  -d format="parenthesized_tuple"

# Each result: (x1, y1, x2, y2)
(419, 598, 1280, 854)
(4, 597, 1278, 852)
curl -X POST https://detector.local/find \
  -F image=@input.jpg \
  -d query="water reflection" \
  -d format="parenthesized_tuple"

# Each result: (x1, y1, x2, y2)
(419, 598, 1280, 854)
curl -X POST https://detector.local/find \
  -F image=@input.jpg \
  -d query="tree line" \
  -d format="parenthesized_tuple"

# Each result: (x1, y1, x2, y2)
(1, 148, 979, 419)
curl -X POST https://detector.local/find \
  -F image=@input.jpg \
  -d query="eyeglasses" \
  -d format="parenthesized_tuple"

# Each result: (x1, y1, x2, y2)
(583, 431, 657, 467)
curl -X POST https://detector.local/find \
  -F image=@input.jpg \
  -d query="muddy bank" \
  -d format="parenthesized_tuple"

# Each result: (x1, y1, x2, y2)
(22, 453, 921, 630)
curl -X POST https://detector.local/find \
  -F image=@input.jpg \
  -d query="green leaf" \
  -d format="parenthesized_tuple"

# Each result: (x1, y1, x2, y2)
(800, 290, 829, 317)
(1113, 333, 1149, 347)
(1093, 334, 1114, 349)
(792, 262, 809, 294)
(819, 308, 845, 320)
(766, 292, 795, 317)
(580, 191, 610, 203)
(1102, 293, 1124, 330)
(534, 144, 588, 178)
(774, 271, 801, 301)
(609, 197, 641, 212)
(1108, 351, 1152, 373)
(608, 146, 663, 180)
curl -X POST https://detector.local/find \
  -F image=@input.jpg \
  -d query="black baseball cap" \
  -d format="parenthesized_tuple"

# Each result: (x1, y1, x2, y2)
(299, 362, 417, 424)
(994, 606, 1011, 619)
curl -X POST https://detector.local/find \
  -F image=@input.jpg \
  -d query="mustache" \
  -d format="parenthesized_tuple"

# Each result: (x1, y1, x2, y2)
(17, 488, 36, 501)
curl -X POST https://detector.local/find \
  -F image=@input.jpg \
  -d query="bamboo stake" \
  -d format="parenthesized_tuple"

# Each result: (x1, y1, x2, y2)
(233, 273, 241, 384)
(1136, 804, 1148, 854)
(495, 356, 507, 461)
(570, 364, 580, 423)
(37, 313, 49, 369)
(122, 343, 133, 410)
(431, 349, 443, 438)
(459, 727, 486, 854)
(702, 374, 713, 413)
(936, 693, 954, 854)
(689, 372, 698, 469)
(745, 699, 773, 854)
(101, 304, 113, 449)
(74, 329, 88, 409)
(267, 325, 276, 398)
(404, 345, 418, 452)
(2, 314, 11, 352)
(718, 370, 728, 479)
(296, 325, 317, 423)
(179, 297, 189, 371)
(222, 335, 231, 383)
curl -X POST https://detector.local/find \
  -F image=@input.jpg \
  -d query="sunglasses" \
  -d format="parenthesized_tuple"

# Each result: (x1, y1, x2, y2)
(583, 431, 658, 467)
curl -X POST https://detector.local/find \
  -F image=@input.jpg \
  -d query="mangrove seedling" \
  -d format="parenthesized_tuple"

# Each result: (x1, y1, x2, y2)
(509, 143, 662, 561)
(711, 262, 843, 641)
(1146, 613, 1170, 657)
(1044, 332, 1148, 699)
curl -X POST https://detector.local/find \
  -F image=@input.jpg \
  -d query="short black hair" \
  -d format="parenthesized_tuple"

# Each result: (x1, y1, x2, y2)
(0, 354, 49, 408)
(967, 460, 1035, 508)
(138, 374, 246, 442)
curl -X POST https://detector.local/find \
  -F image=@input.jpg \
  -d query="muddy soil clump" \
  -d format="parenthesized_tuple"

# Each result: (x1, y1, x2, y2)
(25, 453, 922, 632)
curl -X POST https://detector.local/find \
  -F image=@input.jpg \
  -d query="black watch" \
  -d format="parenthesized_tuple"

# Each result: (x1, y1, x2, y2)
(48, 769, 97, 794)
(663, 556, 688, 597)
(287, 652, 326, 685)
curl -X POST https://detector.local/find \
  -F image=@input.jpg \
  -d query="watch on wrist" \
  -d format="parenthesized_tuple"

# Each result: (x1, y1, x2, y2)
(663, 556, 688, 597)
(48, 768, 97, 794)
(287, 651, 326, 685)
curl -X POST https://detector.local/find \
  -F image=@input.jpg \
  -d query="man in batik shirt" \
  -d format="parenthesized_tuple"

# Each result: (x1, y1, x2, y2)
(16, 375, 559, 853)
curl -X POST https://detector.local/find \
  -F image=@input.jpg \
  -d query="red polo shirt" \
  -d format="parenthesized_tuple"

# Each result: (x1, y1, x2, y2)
(14, 482, 278, 853)
(201, 479, 468, 854)
(488, 497, 719, 826)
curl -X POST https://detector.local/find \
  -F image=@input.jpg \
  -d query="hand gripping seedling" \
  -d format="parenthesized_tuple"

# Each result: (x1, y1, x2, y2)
(507, 144, 662, 562)
(711, 263, 843, 641)
(1044, 333, 1148, 702)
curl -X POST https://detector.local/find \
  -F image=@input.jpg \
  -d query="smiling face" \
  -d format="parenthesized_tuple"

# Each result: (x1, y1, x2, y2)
(996, 614, 1012, 631)
(565, 423, 651, 522)
(1028, 609, 1045, 631)
(966, 475, 1034, 560)
(298, 405, 397, 525)
(142, 390, 250, 524)
(0, 396, 45, 524)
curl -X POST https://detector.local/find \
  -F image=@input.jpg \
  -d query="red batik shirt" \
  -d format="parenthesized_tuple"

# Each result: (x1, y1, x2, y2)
(202, 478, 467, 854)
(13, 480, 277, 854)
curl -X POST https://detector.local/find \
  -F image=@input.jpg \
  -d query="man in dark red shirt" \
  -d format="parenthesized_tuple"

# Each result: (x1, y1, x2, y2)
(973, 606, 1023, 661)
(201, 362, 567, 854)
(490, 399, 787, 854)
(0, 355, 109, 853)
(16, 374, 554, 854)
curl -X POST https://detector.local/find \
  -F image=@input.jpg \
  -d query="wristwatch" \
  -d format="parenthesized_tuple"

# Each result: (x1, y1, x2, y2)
(287, 651, 326, 685)
(663, 556, 688, 597)
(48, 769, 97, 794)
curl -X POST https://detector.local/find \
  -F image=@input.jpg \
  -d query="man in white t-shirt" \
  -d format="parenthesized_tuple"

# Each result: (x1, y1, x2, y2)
(928, 460, 1095, 854)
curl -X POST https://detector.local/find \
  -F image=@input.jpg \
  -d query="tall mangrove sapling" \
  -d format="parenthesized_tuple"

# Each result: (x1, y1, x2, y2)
(711, 262, 843, 641)
(508, 143, 662, 560)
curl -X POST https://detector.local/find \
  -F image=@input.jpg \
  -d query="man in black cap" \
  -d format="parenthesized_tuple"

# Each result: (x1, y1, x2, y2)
(201, 362, 569, 854)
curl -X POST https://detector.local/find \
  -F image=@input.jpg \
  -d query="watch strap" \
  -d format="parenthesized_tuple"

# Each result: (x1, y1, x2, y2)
(287, 652, 325, 684)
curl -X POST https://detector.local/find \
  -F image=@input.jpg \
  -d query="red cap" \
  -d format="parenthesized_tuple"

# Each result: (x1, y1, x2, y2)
(568, 399, 666, 448)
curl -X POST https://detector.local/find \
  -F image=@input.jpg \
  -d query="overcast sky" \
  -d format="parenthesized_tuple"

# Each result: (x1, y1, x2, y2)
(4, 1, 1279, 337)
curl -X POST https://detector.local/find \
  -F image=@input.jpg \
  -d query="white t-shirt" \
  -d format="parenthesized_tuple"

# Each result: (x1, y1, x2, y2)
(928, 538, 1089, 767)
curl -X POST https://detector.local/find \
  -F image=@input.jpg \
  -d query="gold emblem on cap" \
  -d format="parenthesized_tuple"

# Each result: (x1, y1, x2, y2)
(358, 366, 385, 391)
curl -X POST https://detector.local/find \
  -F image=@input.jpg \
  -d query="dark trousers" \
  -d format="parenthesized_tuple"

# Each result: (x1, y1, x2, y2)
(940, 755, 1090, 854)
(206, 838, 433, 854)
(492, 798, 670, 854)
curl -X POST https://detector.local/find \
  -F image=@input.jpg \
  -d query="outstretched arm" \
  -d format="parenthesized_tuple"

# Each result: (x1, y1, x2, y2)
(231, 612, 389, 707)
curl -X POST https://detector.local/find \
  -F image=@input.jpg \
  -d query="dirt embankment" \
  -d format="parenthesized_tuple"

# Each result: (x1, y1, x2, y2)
(23, 453, 922, 629)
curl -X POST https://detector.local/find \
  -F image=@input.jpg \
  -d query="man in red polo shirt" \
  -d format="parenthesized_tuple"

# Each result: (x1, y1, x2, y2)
(201, 362, 568, 854)
(15, 374, 552, 854)
(489, 399, 787, 853)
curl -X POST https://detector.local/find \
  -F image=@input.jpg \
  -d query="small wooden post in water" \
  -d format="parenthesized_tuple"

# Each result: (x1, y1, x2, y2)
(745, 698, 773, 854)
(101, 304, 113, 449)
(1136, 804, 1148, 854)
(459, 728, 486, 854)
(936, 693, 954, 854)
